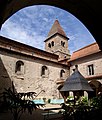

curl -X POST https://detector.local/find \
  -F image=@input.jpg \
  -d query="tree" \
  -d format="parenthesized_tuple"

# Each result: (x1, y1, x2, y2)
(0, 83, 40, 120)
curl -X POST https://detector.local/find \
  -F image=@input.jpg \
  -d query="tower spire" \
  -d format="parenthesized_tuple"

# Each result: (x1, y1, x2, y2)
(47, 19, 67, 38)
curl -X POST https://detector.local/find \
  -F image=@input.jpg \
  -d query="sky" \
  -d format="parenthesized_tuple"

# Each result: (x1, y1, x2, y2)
(0, 5, 95, 54)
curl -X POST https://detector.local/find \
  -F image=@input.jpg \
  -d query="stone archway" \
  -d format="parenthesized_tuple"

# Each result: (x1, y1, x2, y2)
(0, 0, 102, 50)
(89, 80, 102, 98)
(57, 84, 63, 98)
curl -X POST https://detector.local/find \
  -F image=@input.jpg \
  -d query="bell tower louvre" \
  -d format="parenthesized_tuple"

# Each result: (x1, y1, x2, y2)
(44, 19, 70, 60)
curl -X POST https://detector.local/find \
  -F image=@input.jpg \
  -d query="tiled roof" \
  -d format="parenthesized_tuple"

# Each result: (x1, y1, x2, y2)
(86, 75, 102, 80)
(0, 35, 58, 60)
(70, 42, 101, 61)
(47, 19, 67, 38)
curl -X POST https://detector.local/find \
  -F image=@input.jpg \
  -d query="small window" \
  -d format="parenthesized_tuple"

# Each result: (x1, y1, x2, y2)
(51, 41, 54, 46)
(48, 43, 51, 48)
(60, 69, 65, 78)
(87, 64, 94, 75)
(61, 41, 63, 46)
(41, 66, 48, 77)
(15, 61, 24, 74)
(61, 41, 65, 47)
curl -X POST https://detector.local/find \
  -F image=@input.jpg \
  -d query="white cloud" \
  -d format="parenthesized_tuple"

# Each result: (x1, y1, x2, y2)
(0, 5, 95, 54)
(0, 19, 45, 50)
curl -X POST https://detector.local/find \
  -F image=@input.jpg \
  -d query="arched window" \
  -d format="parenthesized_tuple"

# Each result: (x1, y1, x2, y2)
(51, 41, 54, 46)
(48, 43, 51, 48)
(41, 66, 48, 77)
(60, 69, 65, 78)
(61, 41, 65, 47)
(15, 60, 24, 74)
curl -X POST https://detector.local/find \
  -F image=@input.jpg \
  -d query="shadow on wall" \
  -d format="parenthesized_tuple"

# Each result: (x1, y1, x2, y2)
(0, 57, 46, 120)
(0, 57, 12, 93)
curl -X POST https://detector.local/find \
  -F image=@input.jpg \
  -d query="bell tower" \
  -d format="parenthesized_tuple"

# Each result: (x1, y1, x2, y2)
(44, 20, 70, 60)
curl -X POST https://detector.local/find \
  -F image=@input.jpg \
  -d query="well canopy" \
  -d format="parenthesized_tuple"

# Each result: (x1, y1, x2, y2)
(60, 69, 93, 92)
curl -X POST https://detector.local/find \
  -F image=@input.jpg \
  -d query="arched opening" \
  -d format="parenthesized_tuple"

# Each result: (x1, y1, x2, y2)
(51, 41, 54, 47)
(60, 69, 65, 78)
(0, 5, 96, 54)
(48, 43, 51, 48)
(41, 65, 49, 77)
(61, 41, 65, 47)
(0, 2, 101, 101)
(15, 60, 24, 74)
(88, 80, 102, 98)
(0, 0, 102, 50)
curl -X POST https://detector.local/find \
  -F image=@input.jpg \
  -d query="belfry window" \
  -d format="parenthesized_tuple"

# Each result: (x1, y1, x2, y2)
(60, 69, 65, 78)
(48, 43, 51, 48)
(61, 41, 65, 47)
(15, 61, 24, 74)
(87, 64, 94, 75)
(51, 41, 54, 46)
(41, 66, 48, 77)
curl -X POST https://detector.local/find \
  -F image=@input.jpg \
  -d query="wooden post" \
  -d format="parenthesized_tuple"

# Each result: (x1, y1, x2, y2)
(73, 92, 76, 106)
(64, 95, 66, 103)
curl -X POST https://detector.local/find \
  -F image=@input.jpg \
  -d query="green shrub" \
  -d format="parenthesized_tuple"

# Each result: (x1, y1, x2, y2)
(60, 95, 102, 120)
(0, 83, 41, 120)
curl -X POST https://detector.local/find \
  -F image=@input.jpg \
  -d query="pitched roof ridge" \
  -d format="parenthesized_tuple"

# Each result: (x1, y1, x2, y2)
(73, 42, 97, 53)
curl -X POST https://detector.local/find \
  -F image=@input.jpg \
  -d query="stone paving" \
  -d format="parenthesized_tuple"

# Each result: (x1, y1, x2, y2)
(0, 104, 63, 120)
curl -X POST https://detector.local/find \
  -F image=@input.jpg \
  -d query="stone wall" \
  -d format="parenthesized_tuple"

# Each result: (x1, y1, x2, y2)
(0, 49, 69, 99)
(70, 52, 102, 79)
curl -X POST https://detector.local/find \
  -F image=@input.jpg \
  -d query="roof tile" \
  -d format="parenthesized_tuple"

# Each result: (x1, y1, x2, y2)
(70, 42, 100, 61)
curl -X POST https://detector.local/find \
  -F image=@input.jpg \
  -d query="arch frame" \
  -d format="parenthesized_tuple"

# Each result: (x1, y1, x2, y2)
(0, 0, 102, 50)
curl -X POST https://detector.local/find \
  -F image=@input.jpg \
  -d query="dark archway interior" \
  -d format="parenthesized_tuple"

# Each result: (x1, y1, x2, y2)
(0, 0, 102, 50)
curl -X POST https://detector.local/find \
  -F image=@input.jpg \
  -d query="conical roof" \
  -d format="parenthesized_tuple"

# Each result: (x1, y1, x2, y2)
(60, 68, 93, 92)
(47, 19, 67, 38)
